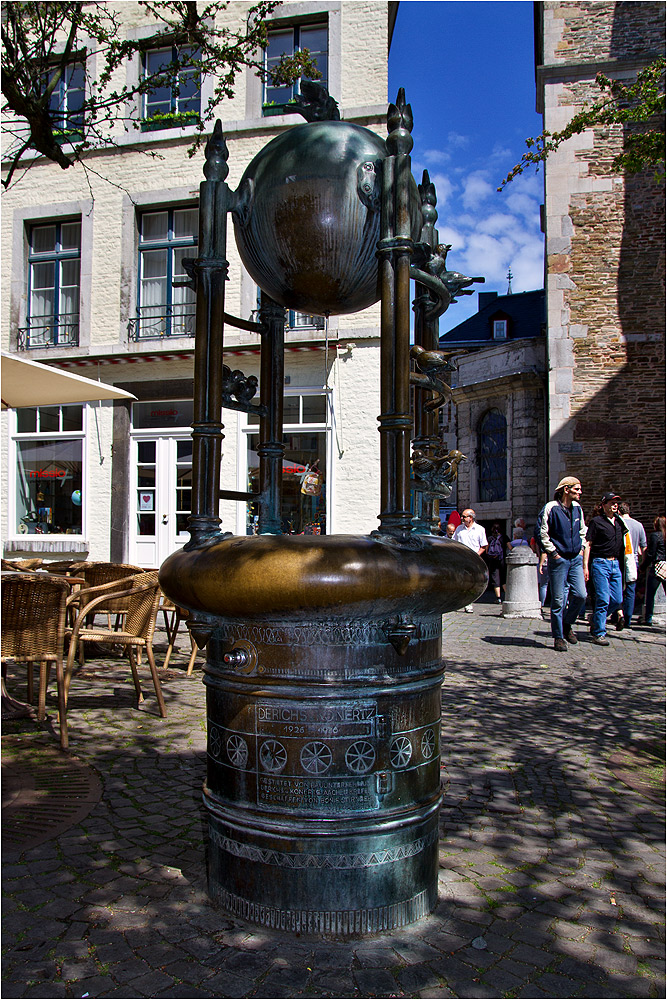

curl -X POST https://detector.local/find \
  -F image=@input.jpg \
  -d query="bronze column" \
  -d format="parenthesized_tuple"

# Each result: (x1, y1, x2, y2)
(257, 293, 286, 534)
(377, 90, 415, 539)
(412, 171, 442, 534)
(187, 121, 232, 549)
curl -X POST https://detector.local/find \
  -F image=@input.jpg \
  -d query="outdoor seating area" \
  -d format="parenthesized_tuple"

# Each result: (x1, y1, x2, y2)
(1, 560, 201, 752)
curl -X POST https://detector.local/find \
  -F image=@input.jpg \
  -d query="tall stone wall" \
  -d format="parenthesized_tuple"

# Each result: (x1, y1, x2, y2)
(540, 1, 665, 531)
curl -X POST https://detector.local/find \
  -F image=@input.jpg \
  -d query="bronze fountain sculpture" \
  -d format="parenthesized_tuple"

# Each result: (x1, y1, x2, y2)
(160, 89, 487, 937)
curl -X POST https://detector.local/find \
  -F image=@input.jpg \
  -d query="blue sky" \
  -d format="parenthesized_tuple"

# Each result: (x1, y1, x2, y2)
(388, 0, 545, 331)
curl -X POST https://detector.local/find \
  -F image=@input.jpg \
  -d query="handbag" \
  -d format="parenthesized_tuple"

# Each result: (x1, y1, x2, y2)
(624, 530, 637, 584)
(655, 560, 667, 581)
(300, 463, 323, 497)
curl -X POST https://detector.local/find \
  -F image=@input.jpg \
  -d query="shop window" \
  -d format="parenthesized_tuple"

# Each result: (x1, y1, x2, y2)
(13, 405, 85, 537)
(20, 220, 81, 349)
(263, 23, 328, 114)
(133, 207, 198, 339)
(142, 44, 201, 129)
(478, 408, 507, 502)
(245, 391, 330, 535)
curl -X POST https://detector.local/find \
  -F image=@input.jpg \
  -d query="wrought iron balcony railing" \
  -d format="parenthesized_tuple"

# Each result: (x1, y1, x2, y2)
(128, 308, 196, 341)
(17, 316, 80, 350)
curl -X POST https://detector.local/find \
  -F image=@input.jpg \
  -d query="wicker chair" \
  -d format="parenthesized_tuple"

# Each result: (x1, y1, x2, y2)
(1, 573, 70, 748)
(75, 562, 143, 630)
(1, 558, 44, 572)
(160, 592, 199, 674)
(44, 559, 84, 575)
(64, 571, 167, 721)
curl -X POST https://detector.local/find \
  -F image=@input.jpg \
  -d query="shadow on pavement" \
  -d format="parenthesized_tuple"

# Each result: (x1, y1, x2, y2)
(1, 629, 665, 999)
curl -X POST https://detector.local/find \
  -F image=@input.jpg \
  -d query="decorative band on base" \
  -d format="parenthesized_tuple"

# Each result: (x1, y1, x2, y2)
(211, 884, 436, 936)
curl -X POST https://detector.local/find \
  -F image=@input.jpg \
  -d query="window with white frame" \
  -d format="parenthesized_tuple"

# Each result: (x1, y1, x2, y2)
(493, 319, 508, 340)
(135, 207, 198, 339)
(12, 405, 85, 537)
(263, 22, 328, 112)
(142, 45, 201, 128)
(244, 391, 330, 535)
(22, 219, 81, 349)
(46, 62, 85, 138)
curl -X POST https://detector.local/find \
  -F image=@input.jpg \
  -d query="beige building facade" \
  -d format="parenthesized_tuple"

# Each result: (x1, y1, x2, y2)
(2, 1, 399, 566)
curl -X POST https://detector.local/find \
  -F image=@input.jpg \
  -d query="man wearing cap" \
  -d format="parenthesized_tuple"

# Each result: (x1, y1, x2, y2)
(583, 493, 628, 645)
(538, 477, 588, 651)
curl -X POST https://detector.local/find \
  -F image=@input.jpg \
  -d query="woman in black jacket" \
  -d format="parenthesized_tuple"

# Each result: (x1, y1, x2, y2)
(641, 516, 666, 625)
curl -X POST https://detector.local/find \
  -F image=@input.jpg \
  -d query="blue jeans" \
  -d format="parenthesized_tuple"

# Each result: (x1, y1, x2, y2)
(537, 561, 549, 606)
(590, 558, 623, 637)
(548, 552, 586, 640)
(622, 579, 636, 623)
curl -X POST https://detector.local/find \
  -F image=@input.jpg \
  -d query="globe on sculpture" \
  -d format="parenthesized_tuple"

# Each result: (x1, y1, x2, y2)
(232, 120, 422, 316)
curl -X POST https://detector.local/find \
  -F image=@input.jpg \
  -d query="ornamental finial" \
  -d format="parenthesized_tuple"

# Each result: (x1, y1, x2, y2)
(204, 120, 229, 182)
(387, 88, 413, 156)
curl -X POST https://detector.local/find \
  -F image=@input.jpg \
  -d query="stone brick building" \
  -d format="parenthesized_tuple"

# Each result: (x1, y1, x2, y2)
(537, 1, 665, 526)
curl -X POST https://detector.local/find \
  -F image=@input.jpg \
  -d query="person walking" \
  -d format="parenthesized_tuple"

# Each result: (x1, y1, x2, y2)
(485, 522, 508, 603)
(641, 516, 666, 626)
(454, 509, 488, 612)
(618, 501, 646, 628)
(538, 477, 587, 651)
(583, 492, 628, 645)
(439, 521, 457, 540)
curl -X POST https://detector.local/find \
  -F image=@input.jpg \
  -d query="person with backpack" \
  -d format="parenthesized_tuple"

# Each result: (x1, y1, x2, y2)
(485, 522, 508, 604)
(537, 476, 588, 651)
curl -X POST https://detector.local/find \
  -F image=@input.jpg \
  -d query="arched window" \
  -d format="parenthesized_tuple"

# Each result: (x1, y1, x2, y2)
(478, 409, 507, 502)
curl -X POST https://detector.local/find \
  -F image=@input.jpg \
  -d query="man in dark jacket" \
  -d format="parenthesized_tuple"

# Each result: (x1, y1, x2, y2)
(583, 492, 628, 645)
(538, 476, 587, 651)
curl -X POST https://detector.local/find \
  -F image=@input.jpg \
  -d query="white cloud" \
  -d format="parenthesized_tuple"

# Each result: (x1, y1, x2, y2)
(438, 224, 466, 250)
(422, 148, 451, 165)
(461, 172, 495, 209)
(477, 212, 520, 236)
(439, 204, 544, 293)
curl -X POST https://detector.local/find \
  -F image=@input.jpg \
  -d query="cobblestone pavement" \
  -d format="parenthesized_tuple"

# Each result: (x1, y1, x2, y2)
(2, 599, 665, 999)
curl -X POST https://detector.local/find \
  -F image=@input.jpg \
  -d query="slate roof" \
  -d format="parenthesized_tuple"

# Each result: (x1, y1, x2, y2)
(439, 289, 545, 346)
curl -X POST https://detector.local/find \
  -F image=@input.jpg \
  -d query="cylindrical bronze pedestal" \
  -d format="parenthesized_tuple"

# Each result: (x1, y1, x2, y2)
(160, 533, 487, 937)
(204, 616, 443, 936)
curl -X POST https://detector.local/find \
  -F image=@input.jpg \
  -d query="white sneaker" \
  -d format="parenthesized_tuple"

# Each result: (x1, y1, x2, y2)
(464, 605, 474, 613)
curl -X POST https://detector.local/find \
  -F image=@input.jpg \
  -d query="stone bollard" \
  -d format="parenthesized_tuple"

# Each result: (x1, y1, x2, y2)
(502, 546, 541, 618)
(643, 575, 666, 625)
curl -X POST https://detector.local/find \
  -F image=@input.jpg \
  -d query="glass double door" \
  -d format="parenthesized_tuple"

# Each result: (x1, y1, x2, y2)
(130, 435, 192, 568)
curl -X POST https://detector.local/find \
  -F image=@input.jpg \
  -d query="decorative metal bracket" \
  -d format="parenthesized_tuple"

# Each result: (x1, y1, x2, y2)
(410, 448, 467, 502)
(221, 365, 267, 417)
(382, 619, 418, 655)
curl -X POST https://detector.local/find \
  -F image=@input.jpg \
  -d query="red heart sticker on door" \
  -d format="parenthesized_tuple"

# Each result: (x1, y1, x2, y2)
(142, 495, 151, 504)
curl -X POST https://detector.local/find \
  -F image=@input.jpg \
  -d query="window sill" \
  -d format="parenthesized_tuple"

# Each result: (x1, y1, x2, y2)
(5, 538, 90, 555)
(141, 114, 200, 133)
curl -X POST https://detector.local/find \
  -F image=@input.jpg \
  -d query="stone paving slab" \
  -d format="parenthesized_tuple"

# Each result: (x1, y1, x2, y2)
(2, 601, 664, 999)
